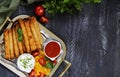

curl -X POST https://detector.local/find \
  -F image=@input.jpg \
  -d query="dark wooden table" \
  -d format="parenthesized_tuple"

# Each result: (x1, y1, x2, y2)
(0, 0, 120, 77)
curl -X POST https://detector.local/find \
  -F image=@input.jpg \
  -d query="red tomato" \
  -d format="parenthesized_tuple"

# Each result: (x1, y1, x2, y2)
(34, 5, 45, 16)
(39, 58, 46, 66)
(29, 69, 36, 77)
(38, 72, 45, 77)
(33, 75, 39, 77)
(53, 59, 57, 64)
(32, 50, 40, 57)
(40, 16, 48, 23)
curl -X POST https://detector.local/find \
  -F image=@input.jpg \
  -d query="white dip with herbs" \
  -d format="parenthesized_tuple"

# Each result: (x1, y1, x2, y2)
(17, 53, 35, 73)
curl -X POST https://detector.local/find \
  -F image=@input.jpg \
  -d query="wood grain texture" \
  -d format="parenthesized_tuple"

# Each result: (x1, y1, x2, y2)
(0, 0, 120, 77)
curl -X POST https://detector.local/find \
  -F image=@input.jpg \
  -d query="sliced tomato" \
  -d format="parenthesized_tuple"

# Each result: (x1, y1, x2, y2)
(32, 50, 40, 57)
(38, 57, 46, 66)
(40, 16, 48, 23)
(53, 59, 57, 64)
(29, 69, 36, 77)
(33, 75, 38, 77)
(38, 72, 45, 77)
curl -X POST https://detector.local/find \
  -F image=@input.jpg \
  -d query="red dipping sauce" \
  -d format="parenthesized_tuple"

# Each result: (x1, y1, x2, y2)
(45, 41, 61, 58)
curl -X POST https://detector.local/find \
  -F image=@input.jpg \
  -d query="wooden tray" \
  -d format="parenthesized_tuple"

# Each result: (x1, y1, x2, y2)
(0, 15, 71, 77)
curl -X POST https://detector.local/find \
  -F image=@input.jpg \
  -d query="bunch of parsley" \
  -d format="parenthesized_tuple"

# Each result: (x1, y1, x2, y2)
(43, 0, 102, 15)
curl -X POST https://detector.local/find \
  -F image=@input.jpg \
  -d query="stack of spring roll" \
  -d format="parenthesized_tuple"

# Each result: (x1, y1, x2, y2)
(4, 16, 42, 59)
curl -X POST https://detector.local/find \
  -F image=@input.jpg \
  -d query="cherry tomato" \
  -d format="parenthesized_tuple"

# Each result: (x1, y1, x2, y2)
(31, 50, 40, 57)
(34, 5, 45, 16)
(33, 75, 39, 77)
(39, 58, 46, 66)
(29, 69, 36, 77)
(53, 59, 57, 64)
(40, 16, 48, 23)
(38, 72, 45, 77)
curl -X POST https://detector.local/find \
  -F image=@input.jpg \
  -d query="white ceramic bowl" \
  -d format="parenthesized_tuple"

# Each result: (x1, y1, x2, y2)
(43, 39, 62, 61)
(17, 53, 35, 73)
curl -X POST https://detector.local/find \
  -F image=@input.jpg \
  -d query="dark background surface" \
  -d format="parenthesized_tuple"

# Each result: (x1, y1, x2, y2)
(0, 0, 120, 77)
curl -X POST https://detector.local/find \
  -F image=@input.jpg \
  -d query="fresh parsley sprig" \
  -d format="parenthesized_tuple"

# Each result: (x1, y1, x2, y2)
(43, 0, 102, 15)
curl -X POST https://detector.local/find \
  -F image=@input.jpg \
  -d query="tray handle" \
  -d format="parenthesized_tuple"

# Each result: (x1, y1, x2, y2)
(0, 17, 12, 30)
(59, 59, 71, 77)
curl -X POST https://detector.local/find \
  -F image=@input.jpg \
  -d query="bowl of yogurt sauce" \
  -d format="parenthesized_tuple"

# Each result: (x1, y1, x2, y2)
(17, 53, 35, 73)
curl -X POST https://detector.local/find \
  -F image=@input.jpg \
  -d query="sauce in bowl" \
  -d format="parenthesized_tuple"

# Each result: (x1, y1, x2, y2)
(45, 41, 60, 58)
(17, 53, 35, 73)
(43, 40, 61, 61)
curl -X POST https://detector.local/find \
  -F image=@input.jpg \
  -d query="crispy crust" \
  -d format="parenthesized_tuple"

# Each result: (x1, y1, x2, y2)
(9, 29, 14, 59)
(19, 19, 30, 52)
(15, 24, 24, 54)
(30, 17, 42, 50)
(24, 19, 36, 52)
(4, 16, 42, 59)
(12, 28, 19, 58)
(4, 29, 10, 59)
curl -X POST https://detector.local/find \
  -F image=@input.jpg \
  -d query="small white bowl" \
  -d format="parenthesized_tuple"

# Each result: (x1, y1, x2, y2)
(43, 39, 62, 61)
(17, 53, 35, 73)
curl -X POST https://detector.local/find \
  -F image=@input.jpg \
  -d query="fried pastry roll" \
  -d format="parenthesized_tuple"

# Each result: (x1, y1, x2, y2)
(16, 24, 24, 54)
(30, 17, 42, 50)
(9, 29, 14, 59)
(19, 19, 30, 52)
(4, 29, 10, 59)
(12, 28, 19, 58)
(24, 20, 36, 52)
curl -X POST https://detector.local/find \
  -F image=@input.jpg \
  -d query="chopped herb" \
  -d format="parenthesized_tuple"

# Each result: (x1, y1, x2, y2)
(20, 57, 32, 69)
(17, 28, 22, 36)
(45, 56, 50, 61)
(17, 28, 23, 42)
(45, 61, 54, 69)
(18, 36, 23, 41)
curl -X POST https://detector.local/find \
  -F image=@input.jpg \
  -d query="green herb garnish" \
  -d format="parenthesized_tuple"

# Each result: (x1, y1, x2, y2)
(18, 36, 23, 41)
(45, 61, 54, 69)
(17, 28, 23, 42)
(17, 28, 22, 36)
(45, 56, 50, 61)
(20, 57, 32, 69)
(43, 0, 102, 15)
